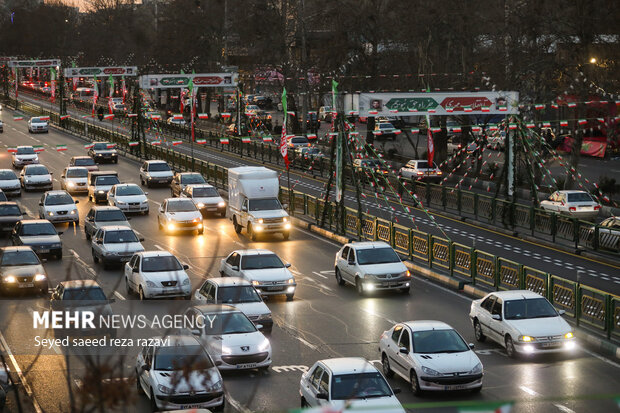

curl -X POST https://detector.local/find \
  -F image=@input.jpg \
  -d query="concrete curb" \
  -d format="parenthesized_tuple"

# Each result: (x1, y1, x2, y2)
(292, 215, 620, 361)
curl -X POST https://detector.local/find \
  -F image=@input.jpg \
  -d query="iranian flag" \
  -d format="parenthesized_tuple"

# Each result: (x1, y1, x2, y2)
(459, 402, 512, 413)
(488, 125, 499, 131)
(368, 110, 379, 115)
(616, 100, 620, 106)
(498, 105, 507, 111)
(7, 147, 17, 153)
(472, 126, 482, 133)
(306, 134, 317, 139)
(372, 130, 382, 135)
(560, 120, 569, 127)
(426, 115, 435, 166)
(220, 137, 230, 144)
(13, 116, 24, 121)
(408, 108, 418, 112)
(597, 118, 605, 123)
(463, 106, 473, 112)
(263, 136, 273, 143)
(445, 107, 454, 113)
(39, 116, 50, 121)
(84, 143, 94, 149)
(543, 122, 551, 128)
(172, 114, 183, 120)
(348, 110, 359, 116)
(92, 75, 99, 117)
(508, 123, 518, 130)
(428, 108, 436, 113)
(106, 143, 116, 149)
(279, 87, 289, 168)
(451, 127, 462, 133)
(56, 144, 67, 152)
(172, 140, 182, 146)
(410, 128, 419, 134)
(127, 113, 138, 118)
(241, 136, 251, 143)
(220, 112, 231, 118)
(567, 102, 577, 108)
(108, 75, 114, 114)
(534, 104, 545, 110)
(578, 119, 588, 125)
(104, 114, 114, 120)
(348, 132, 359, 137)
(526, 123, 536, 129)
(198, 113, 209, 119)
(128, 141, 139, 147)
(389, 109, 398, 114)
(150, 114, 161, 120)
(151, 140, 162, 146)
(60, 115, 70, 120)
(551, 103, 559, 109)
(34, 146, 44, 152)
(481, 106, 490, 112)
(196, 139, 207, 145)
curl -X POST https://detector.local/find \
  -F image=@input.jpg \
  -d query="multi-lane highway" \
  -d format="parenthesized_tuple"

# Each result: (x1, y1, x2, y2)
(1, 109, 620, 413)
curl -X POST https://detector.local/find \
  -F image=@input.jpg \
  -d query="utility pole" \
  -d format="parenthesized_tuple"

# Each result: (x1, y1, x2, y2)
(299, 0, 308, 133)
(59, 66, 66, 127)
(131, 81, 146, 159)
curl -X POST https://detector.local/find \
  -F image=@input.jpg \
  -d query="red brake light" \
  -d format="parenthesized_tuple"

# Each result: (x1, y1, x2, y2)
(569, 207, 576, 212)
(594, 205, 601, 210)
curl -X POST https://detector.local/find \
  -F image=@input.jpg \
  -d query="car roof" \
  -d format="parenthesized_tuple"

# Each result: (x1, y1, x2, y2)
(556, 190, 589, 194)
(45, 190, 71, 196)
(1, 246, 35, 253)
(136, 251, 174, 258)
(166, 197, 194, 202)
(186, 184, 215, 190)
(24, 164, 47, 169)
(98, 225, 133, 232)
(65, 166, 89, 171)
(233, 249, 277, 256)
(91, 206, 123, 212)
(319, 358, 377, 375)
(347, 241, 391, 250)
(71, 156, 91, 159)
(17, 146, 33, 149)
(0, 201, 20, 207)
(145, 160, 168, 164)
(177, 172, 201, 176)
(112, 183, 140, 188)
(60, 279, 101, 289)
(192, 304, 241, 315)
(402, 320, 453, 332)
(487, 290, 543, 300)
(151, 335, 201, 348)
(20, 219, 53, 225)
(206, 277, 252, 287)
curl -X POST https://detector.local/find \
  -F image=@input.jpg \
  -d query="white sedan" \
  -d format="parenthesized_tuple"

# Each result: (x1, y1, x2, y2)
(38, 190, 79, 224)
(469, 290, 576, 358)
(20, 165, 53, 191)
(379, 321, 483, 395)
(60, 167, 89, 194)
(539, 190, 601, 221)
(135, 335, 225, 411)
(124, 251, 191, 300)
(0, 169, 21, 197)
(181, 184, 226, 217)
(157, 198, 203, 234)
(27, 117, 49, 133)
(219, 249, 296, 300)
(107, 183, 149, 215)
(300, 358, 404, 412)
(185, 304, 272, 371)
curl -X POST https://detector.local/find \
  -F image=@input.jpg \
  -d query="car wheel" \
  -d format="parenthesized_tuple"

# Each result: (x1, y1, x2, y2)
(505, 336, 517, 358)
(143, 209, 149, 216)
(197, 228, 204, 235)
(55, 252, 62, 260)
(474, 319, 486, 342)
(220, 211, 226, 218)
(410, 370, 422, 396)
(282, 231, 290, 241)
(149, 389, 157, 412)
(355, 278, 365, 296)
(335, 268, 345, 286)
(233, 217, 242, 234)
(300, 396, 308, 408)
(92, 249, 99, 263)
(286, 294, 294, 301)
(139, 286, 147, 301)
(382, 353, 394, 378)
(113, 159, 118, 164)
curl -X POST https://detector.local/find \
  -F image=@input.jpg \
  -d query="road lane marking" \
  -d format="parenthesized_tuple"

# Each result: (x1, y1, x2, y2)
(519, 385, 539, 396)
(69, 249, 97, 278)
(113, 291, 126, 300)
(312, 271, 328, 279)
(154, 244, 164, 250)
(0, 331, 44, 413)
(554, 404, 576, 413)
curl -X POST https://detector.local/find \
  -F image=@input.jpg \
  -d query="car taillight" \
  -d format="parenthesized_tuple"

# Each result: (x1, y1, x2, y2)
(594, 205, 601, 210)
(569, 207, 576, 212)
(417, 171, 424, 175)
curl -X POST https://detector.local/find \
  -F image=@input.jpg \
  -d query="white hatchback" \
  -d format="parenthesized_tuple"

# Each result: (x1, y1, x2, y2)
(124, 251, 191, 300)
(20, 165, 53, 191)
(539, 190, 601, 221)
(12, 146, 39, 168)
(181, 184, 226, 217)
(379, 321, 483, 395)
(139, 160, 174, 187)
(157, 198, 203, 234)
(60, 167, 89, 193)
(38, 190, 79, 224)
(108, 183, 149, 215)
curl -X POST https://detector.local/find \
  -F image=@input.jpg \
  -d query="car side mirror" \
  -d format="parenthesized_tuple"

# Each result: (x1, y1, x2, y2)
(74, 200, 79, 204)
(558, 309, 566, 315)
(491, 314, 502, 321)
(141, 364, 150, 372)
(87, 217, 93, 221)
(39, 202, 43, 206)
(190, 328, 201, 336)
(316, 392, 328, 400)
(96, 240, 103, 244)
(139, 237, 145, 242)
(469, 343, 475, 349)
(282, 203, 289, 210)
(393, 388, 402, 395)
(132, 267, 139, 273)
(144, 192, 148, 195)
(285, 263, 291, 268)
(241, 205, 247, 212)
(159, 207, 163, 213)
(231, 265, 239, 271)
(57, 232, 64, 236)
(183, 264, 189, 270)
(256, 324, 263, 330)
(399, 347, 408, 355)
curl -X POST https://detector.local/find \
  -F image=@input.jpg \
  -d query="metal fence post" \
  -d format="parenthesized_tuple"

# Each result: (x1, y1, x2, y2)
(428, 234, 434, 269)
(593, 225, 599, 250)
(551, 213, 557, 243)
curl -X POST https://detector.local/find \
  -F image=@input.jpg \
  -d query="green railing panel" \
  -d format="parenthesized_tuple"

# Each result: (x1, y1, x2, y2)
(344, 208, 359, 238)
(429, 186, 443, 208)
(550, 276, 576, 318)
(393, 224, 411, 256)
(579, 286, 607, 331)
(513, 205, 531, 230)
(431, 236, 450, 271)
(411, 229, 429, 264)
(452, 242, 472, 279)
(477, 196, 493, 222)
(360, 214, 376, 241)
(523, 266, 548, 297)
(445, 189, 459, 212)
(376, 218, 392, 244)
(556, 216, 576, 242)
(534, 210, 554, 236)
(498, 258, 522, 290)
(474, 250, 496, 287)
(461, 192, 476, 214)
(612, 297, 620, 339)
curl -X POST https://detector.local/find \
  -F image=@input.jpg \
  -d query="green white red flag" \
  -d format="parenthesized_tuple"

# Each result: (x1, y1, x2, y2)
(198, 113, 209, 119)
(13, 116, 23, 121)
(241, 137, 251, 143)
(196, 139, 206, 144)
(84, 143, 94, 149)
(172, 140, 182, 146)
(280, 87, 289, 168)
(151, 140, 162, 146)
(220, 137, 230, 144)
(34, 145, 44, 152)
(128, 141, 139, 147)
(106, 143, 116, 149)
(56, 145, 67, 151)
(560, 120, 569, 127)
(7, 147, 17, 153)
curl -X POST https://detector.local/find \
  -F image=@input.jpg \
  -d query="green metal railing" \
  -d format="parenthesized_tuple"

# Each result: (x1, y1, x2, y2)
(8, 97, 620, 340)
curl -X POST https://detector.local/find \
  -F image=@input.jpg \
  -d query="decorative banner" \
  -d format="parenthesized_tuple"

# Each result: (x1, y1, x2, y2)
(241, 137, 251, 143)
(60, 115, 70, 120)
(359, 91, 519, 116)
(84, 143, 94, 149)
(7, 147, 17, 153)
(64, 66, 137, 78)
(171, 140, 183, 146)
(39, 116, 50, 121)
(196, 139, 207, 144)
(56, 145, 67, 151)
(220, 113, 231, 118)
(103, 114, 114, 120)
(559, 137, 606, 158)
(128, 141, 139, 146)
(13, 116, 24, 121)
(198, 113, 209, 119)
(149, 114, 162, 120)
(33, 146, 44, 152)
(9, 59, 61, 68)
(106, 143, 116, 149)
(263, 136, 273, 143)
(220, 137, 230, 144)
(139, 73, 238, 89)
(151, 141, 162, 146)
(127, 113, 138, 118)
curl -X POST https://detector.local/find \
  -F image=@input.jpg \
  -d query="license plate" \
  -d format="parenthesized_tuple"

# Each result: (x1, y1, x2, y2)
(38, 249, 50, 254)
(541, 342, 560, 348)
(181, 405, 204, 409)
(19, 283, 34, 288)
(207, 208, 218, 211)
(236, 363, 257, 369)
(444, 384, 467, 391)
(266, 286, 282, 291)
(388, 282, 399, 287)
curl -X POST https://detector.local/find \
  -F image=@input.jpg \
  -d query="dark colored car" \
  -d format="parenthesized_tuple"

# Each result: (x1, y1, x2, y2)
(88, 142, 118, 164)
(0, 202, 24, 233)
(11, 219, 63, 260)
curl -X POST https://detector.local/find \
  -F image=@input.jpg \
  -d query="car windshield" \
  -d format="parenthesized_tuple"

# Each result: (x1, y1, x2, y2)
(331, 372, 392, 400)
(45, 193, 74, 205)
(62, 287, 107, 301)
(307, 148, 321, 155)
(142, 256, 182, 272)
(26, 166, 49, 175)
(356, 247, 400, 265)
(95, 210, 127, 222)
(416, 161, 431, 169)
(21, 223, 56, 236)
(95, 176, 120, 186)
(1, 250, 40, 266)
(412, 329, 470, 353)
(193, 187, 219, 197)
(74, 158, 95, 166)
(148, 163, 170, 172)
(104, 230, 138, 243)
(291, 137, 308, 144)
(217, 286, 261, 304)
(66, 169, 88, 178)
(504, 298, 558, 320)
(93, 143, 111, 150)
(567, 193, 595, 203)
(0, 171, 18, 180)
(181, 174, 205, 184)
(32, 119, 46, 124)
(379, 123, 394, 129)
(154, 345, 213, 371)
(167, 200, 197, 212)
(248, 198, 282, 211)
(116, 186, 144, 196)
(17, 147, 35, 155)
(241, 254, 283, 270)
(205, 312, 257, 335)
(0, 205, 21, 216)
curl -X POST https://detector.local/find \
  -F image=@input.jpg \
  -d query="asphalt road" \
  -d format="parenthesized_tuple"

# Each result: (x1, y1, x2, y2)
(0, 110, 620, 413)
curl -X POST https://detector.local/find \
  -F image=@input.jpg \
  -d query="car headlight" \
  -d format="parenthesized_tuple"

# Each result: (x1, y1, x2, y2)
(197, 202, 205, 208)
(70, 209, 77, 215)
(287, 278, 295, 284)
(157, 384, 173, 394)
(221, 346, 232, 355)
(167, 223, 175, 231)
(399, 270, 411, 278)
(25, 179, 31, 183)
(283, 217, 288, 222)
(48, 211, 54, 216)
(564, 332, 574, 339)
(284, 223, 292, 230)
(182, 278, 190, 285)
(67, 182, 75, 188)
(207, 380, 223, 392)
(258, 338, 270, 352)
(4, 275, 17, 283)
(116, 200, 126, 205)
(34, 274, 47, 281)
(258, 313, 271, 320)
(421, 366, 441, 376)
(519, 335, 535, 342)
(468, 362, 483, 375)
(257, 218, 264, 224)
(53, 243, 62, 249)
(146, 281, 157, 288)
(97, 190, 105, 194)
(217, 201, 225, 207)
(192, 218, 200, 223)
(251, 280, 260, 286)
